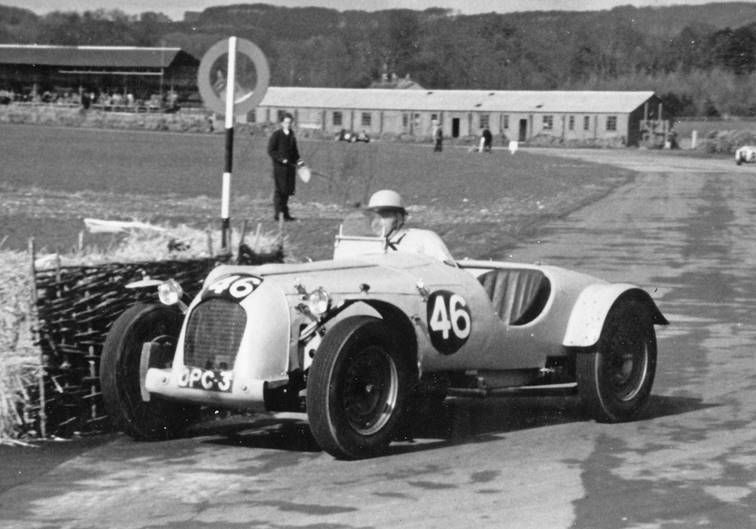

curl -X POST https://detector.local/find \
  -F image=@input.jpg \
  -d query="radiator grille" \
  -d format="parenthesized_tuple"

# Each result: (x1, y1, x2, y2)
(183, 299, 246, 369)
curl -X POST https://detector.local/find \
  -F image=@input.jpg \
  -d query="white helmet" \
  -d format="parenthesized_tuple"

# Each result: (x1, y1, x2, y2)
(367, 189, 405, 214)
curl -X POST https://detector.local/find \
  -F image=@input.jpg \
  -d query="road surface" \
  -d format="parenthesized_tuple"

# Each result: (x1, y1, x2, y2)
(1, 150, 754, 528)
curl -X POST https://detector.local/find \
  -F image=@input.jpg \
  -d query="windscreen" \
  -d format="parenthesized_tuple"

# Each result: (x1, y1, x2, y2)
(339, 210, 385, 238)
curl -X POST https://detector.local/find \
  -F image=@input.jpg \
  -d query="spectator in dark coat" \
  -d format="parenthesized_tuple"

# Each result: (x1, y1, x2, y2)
(267, 112, 302, 221)
(433, 120, 443, 152)
(482, 127, 493, 152)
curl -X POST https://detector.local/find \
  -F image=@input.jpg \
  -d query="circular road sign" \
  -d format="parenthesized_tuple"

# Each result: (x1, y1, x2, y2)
(198, 38, 270, 116)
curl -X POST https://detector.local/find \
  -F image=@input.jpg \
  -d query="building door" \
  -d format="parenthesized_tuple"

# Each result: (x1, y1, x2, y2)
(452, 118, 460, 138)
(518, 119, 528, 141)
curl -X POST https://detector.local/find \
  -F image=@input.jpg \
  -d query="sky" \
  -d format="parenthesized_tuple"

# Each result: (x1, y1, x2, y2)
(0, 0, 737, 21)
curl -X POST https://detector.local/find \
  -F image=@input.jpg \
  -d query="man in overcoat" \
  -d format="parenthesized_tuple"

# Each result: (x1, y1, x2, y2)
(267, 112, 302, 221)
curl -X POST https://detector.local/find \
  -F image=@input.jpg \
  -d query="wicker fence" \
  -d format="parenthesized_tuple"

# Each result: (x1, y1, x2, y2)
(25, 247, 283, 438)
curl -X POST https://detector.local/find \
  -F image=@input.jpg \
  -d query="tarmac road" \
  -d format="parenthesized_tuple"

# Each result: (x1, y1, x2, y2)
(2, 150, 755, 528)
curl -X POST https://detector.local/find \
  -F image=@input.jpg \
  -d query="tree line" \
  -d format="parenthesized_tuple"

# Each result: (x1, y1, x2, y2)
(4, 2, 756, 116)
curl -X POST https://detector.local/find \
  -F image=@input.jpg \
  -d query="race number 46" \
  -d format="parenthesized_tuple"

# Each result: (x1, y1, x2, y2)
(203, 274, 262, 301)
(427, 290, 471, 355)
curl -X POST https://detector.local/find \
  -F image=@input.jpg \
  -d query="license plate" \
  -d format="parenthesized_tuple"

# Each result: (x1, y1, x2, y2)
(178, 366, 232, 392)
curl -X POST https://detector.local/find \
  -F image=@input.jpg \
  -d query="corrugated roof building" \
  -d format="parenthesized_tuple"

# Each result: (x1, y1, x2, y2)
(256, 87, 663, 146)
(0, 44, 198, 100)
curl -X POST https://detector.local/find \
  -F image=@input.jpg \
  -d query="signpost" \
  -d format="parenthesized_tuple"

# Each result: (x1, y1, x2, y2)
(197, 37, 270, 252)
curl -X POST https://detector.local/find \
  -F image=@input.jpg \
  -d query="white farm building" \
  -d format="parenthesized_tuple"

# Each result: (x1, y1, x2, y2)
(254, 87, 664, 147)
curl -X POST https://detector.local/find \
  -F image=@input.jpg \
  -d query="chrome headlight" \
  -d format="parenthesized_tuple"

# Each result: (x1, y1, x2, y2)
(158, 279, 184, 306)
(307, 287, 331, 316)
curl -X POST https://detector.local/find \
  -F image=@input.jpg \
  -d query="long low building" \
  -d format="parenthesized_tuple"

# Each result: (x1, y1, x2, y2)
(0, 44, 199, 101)
(255, 87, 663, 146)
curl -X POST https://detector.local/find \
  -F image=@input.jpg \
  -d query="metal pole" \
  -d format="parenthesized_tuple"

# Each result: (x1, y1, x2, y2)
(221, 36, 237, 252)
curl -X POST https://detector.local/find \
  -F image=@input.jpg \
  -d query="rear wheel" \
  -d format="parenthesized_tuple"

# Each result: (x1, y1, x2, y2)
(306, 316, 410, 459)
(100, 303, 198, 440)
(577, 299, 657, 422)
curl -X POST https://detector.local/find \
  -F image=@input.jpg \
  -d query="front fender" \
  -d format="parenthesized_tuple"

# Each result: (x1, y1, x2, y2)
(562, 284, 668, 347)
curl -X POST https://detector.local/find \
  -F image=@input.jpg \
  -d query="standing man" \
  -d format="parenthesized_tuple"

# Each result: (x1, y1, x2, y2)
(481, 126, 493, 152)
(432, 120, 443, 152)
(267, 112, 302, 221)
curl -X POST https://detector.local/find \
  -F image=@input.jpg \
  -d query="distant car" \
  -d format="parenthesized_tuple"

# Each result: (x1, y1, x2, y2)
(735, 145, 756, 165)
(335, 129, 370, 143)
(101, 212, 667, 459)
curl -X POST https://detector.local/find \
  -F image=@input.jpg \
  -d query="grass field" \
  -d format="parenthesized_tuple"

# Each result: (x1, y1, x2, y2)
(0, 123, 636, 261)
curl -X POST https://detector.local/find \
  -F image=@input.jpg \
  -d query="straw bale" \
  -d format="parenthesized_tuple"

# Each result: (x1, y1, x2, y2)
(0, 249, 39, 442)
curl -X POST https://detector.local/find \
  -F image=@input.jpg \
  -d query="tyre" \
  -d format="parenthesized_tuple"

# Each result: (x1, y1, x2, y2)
(100, 303, 198, 440)
(306, 316, 410, 459)
(576, 299, 657, 423)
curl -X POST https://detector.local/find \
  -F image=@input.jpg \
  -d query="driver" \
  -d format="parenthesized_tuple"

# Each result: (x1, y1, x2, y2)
(366, 189, 454, 262)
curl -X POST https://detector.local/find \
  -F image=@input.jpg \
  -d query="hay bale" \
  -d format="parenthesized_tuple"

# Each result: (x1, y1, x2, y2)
(0, 249, 39, 442)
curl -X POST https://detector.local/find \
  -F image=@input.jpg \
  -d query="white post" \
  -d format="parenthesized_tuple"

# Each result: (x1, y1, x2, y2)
(221, 36, 237, 252)
(691, 130, 698, 150)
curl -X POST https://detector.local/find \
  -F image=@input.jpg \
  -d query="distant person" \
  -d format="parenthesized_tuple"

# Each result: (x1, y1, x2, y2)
(433, 121, 443, 152)
(667, 128, 679, 150)
(267, 112, 303, 221)
(366, 189, 454, 262)
(481, 127, 493, 152)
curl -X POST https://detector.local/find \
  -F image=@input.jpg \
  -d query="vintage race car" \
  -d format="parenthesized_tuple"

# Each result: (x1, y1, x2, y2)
(735, 145, 756, 165)
(101, 212, 667, 459)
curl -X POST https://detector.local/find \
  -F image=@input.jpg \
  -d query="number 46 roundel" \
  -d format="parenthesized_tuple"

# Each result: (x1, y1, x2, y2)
(426, 290, 471, 355)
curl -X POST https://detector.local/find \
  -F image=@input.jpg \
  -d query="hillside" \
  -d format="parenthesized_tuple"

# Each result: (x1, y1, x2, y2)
(5, 2, 756, 115)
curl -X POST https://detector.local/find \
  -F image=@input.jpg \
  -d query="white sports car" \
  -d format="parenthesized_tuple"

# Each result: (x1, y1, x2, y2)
(101, 213, 668, 459)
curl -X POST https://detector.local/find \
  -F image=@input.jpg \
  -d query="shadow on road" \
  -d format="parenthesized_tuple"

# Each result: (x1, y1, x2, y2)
(637, 394, 717, 421)
(178, 394, 714, 458)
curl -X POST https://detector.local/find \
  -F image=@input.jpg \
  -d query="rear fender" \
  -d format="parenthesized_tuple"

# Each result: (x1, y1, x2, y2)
(562, 284, 667, 348)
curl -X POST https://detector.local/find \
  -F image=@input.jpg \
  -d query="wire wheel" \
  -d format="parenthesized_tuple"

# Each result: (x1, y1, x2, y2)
(577, 299, 657, 423)
(340, 345, 399, 436)
(307, 316, 410, 459)
(100, 303, 198, 440)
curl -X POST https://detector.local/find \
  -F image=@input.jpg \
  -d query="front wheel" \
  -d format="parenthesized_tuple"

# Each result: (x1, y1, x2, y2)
(576, 299, 657, 423)
(100, 303, 198, 440)
(306, 316, 410, 459)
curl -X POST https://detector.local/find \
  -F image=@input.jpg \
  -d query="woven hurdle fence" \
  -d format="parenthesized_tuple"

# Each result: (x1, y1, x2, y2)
(24, 247, 283, 438)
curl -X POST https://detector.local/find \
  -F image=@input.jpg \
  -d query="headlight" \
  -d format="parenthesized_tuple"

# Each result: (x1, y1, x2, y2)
(158, 279, 184, 306)
(307, 287, 330, 316)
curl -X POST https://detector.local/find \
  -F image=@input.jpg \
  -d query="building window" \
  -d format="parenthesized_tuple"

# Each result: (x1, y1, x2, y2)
(480, 114, 490, 129)
(402, 113, 409, 128)
(361, 112, 371, 127)
(606, 115, 617, 131)
(431, 113, 438, 121)
(583, 116, 590, 130)
(542, 115, 554, 130)
(568, 115, 575, 130)
(503, 115, 509, 129)
(333, 111, 342, 126)
(277, 110, 286, 123)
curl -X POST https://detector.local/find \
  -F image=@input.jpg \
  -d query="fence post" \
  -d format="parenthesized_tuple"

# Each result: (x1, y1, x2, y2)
(28, 237, 47, 439)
